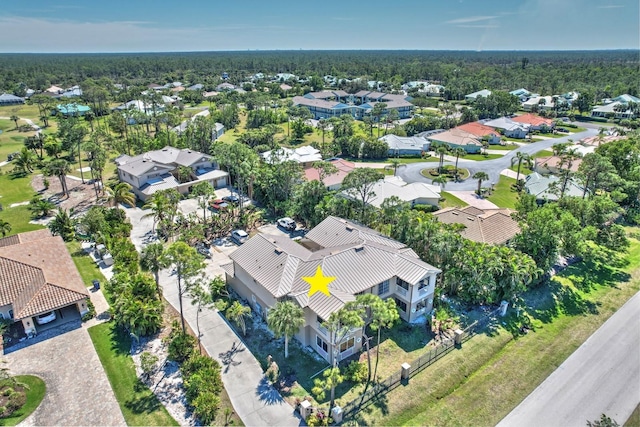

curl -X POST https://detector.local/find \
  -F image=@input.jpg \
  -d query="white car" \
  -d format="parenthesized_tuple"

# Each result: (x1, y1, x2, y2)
(231, 229, 249, 245)
(277, 217, 296, 231)
(35, 311, 56, 325)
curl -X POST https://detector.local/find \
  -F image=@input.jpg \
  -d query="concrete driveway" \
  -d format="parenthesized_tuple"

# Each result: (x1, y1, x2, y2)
(4, 326, 125, 426)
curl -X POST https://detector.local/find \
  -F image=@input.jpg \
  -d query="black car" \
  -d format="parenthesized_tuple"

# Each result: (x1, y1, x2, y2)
(222, 195, 240, 204)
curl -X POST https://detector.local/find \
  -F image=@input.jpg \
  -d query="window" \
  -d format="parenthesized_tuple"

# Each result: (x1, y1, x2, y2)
(395, 298, 407, 313)
(316, 335, 328, 353)
(378, 280, 389, 296)
(340, 337, 355, 353)
(416, 298, 430, 312)
(8, 310, 13, 319)
(396, 278, 410, 290)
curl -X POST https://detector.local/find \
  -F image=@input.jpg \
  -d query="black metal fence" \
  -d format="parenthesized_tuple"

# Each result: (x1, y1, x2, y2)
(341, 307, 502, 419)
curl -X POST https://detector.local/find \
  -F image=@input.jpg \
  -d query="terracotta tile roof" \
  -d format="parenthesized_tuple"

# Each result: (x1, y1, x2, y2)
(433, 206, 520, 245)
(512, 113, 555, 127)
(303, 159, 355, 187)
(0, 230, 89, 319)
(456, 122, 500, 138)
(535, 156, 582, 173)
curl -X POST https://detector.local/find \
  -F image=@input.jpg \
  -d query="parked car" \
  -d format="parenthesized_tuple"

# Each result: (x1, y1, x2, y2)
(222, 195, 240, 204)
(35, 311, 56, 325)
(209, 199, 229, 211)
(277, 217, 296, 231)
(196, 243, 211, 258)
(231, 229, 249, 245)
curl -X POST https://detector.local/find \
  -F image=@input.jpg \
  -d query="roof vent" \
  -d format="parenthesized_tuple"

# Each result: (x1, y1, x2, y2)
(274, 247, 283, 255)
(452, 212, 459, 216)
(467, 217, 474, 221)
(354, 245, 364, 253)
(346, 226, 354, 231)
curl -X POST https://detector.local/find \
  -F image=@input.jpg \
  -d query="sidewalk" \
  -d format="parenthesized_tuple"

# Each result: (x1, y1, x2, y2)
(447, 191, 499, 209)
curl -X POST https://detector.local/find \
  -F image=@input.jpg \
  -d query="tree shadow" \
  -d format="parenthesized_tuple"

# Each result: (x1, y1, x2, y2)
(124, 380, 162, 414)
(218, 340, 244, 373)
(109, 324, 133, 356)
(255, 376, 284, 405)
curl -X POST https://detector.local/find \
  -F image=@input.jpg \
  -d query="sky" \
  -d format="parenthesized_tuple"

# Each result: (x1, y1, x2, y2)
(0, 0, 638, 53)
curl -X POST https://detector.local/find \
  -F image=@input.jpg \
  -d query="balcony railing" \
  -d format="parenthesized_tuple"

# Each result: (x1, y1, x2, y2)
(395, 285, 408, 297)
(316, 322, 329, 337)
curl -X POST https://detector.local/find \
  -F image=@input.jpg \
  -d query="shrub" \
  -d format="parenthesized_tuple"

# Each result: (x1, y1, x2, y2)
(307, 411, 332, 427)
(140, 352, 159, 379)
(168, 333, 196, 362)
(181, 354, 218, 378)
(2, 387, 13, 396)
(413, 204, 439, 213)
(81, 299, 96, 322)
(0, 406, 6, 417)
(7, 390, 26, 410)
(192, 391, 220, 425)
(344, 361, 368, 384)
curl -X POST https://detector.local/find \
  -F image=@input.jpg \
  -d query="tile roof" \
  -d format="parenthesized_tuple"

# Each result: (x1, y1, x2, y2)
(456, 122, 500, 138)
(427, 128, 483, 147)
(433, 206, 520, 244)
(303, 158, 355, 187)
(512, 113, 555, 127)
(229, 216, 439, 317)
(0, 230, 88, 319)
(535, 156, 582, 173)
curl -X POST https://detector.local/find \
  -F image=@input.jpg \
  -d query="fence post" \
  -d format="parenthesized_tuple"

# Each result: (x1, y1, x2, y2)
(401, 363, 411, 381)
(500, 300, 509, 316)
(454, 329, 463, 346)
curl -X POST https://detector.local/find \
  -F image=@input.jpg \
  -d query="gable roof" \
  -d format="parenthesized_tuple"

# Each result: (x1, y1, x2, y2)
(0, 93, 25, 102)
(535, 155, 582, 173)
(261, 145, 322, 164)
(484, 117, 530, 132)
(427, 128, 483, 147)
(229, 216, 439, 318)
(0, 230, 88, 319)
(342, 176, 441, 209)
(433, 206, 520, 244)
(303, 158, 355, 187)
(380, 134, 430, 152)
(466, 89, 491, 99)
(525, 172, 585, 201)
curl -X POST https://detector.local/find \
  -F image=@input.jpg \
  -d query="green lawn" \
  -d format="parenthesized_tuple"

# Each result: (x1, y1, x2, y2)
(357, 231, 640, 426)
(0, 173, 42, 236)
(464, 153, 503, 161)
(66, 241, 104, 288)
(88, 322, 178, 427)
(0, 375, 46, 427)
(488, 143, 518, 151)
(487, 176, 519, 209)
(533, 149, 553, 158)
(439, 192, 469, 208)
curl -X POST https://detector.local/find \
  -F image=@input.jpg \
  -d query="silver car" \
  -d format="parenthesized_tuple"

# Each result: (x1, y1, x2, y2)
(35, 311, 56, 325)
(231, 229, 249, 245)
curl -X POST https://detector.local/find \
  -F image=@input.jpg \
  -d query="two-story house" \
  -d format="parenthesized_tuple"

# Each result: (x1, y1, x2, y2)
(221, 216, 441, 363)
(115, 146, 228, 201)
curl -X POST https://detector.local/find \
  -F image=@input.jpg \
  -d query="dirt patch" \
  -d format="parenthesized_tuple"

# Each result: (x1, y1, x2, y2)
(31, 174, 101, 214)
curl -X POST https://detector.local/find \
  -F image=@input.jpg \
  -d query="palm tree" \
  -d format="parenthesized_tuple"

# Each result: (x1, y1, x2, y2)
(44, 158, 71, 198)
(436, 145, 449, 173)
(452, 147, 466, 180)
(140, 242, 167, 286)
(511, 152, 533, 183)
(226, 300, 252, 336)
(267, 301, 305, 359)
(385, 158, 404, 176)
(473, 171, 489, 196)
(28, 197, 56, 218)
(432, 175, 448, 189)
(10, 115, 19, 130)
(106, 182, 136, 207)
(12, 147, 36, 175)
(48, 208, 75, 241)
(0, 219, 11, 237)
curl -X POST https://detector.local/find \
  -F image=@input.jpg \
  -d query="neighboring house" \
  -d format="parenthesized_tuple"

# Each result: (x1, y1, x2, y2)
(579, 134, 626, 147)
(171, 109, 225, 140)
(56, 103, 91, 116)
(279, 83, 293, 92)
(0, 93, 25, 105)
(261, 146, 323, 169)
(187, 84, 203, 91)
(342, 175, 441, 208)
(512, 113, 555, 131)
(274, 73, 296, 82)
(379, 134, 430, 156)
(465, 89, 491, 102)
(44, 85, 64, 95)
(591, 94, 640, 119)
(115, 146, 229, 201)
(216, 82, 237, 92)
(522, 96, 556, 112)
(525, 172, 585, 202)
(148, 83, 164, 90)
(456, 122, 502, 145)
(61, 86, 83, 98)
(535, 155, 583, 175)
(303, 158, 355, 190)
(432, 206, 520, 245)
(293, 90, 414, 120)
(510, 88, 532, 101)
(0, 229, 90, 337)
(403, 81, 444, 97)
(427, 128, 483, 153)
(484, 117, 530, 139)
(222, 216, 441, 362)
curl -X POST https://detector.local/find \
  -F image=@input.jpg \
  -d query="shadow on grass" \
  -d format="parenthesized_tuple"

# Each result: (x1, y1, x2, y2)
(124, 380, 163, 414)
(109, 325, 133, 357)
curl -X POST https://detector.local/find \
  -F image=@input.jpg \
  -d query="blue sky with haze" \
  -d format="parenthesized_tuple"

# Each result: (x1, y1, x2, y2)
(0, 0, 638, 52)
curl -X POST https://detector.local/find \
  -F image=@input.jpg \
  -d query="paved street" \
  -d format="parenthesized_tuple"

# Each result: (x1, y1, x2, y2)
(125, 206, 302, 427)
(398, 128, 598, 191)
(497, 291, 640, 427)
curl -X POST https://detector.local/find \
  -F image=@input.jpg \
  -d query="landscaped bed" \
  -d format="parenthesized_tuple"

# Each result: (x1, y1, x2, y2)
(0, 375, 46, 426)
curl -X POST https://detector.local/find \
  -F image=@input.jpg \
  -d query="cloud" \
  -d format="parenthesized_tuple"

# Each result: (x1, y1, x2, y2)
(445, 15, 497, 24)
(597, 4, 624, 8)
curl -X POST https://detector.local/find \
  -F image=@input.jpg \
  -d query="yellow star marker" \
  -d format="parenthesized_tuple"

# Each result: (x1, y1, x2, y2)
(303, 266, 336, 297)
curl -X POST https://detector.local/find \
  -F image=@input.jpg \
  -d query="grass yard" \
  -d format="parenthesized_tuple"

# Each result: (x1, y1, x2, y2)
(533, 149, 553, 158)
(88, 322, 178, 427)
(439, 192, 469, 208)
(488, 143, 518, 151)
(0, 375, 46, 427)
(0, 172, 42, 236)
(65, 241, 104, 288)
(0, 104, 42, 121)
(464, 153, 503, 161)
(509, 163, 534, 177)
(357, 231, 640, 426)
(487, 176, 519, 209)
